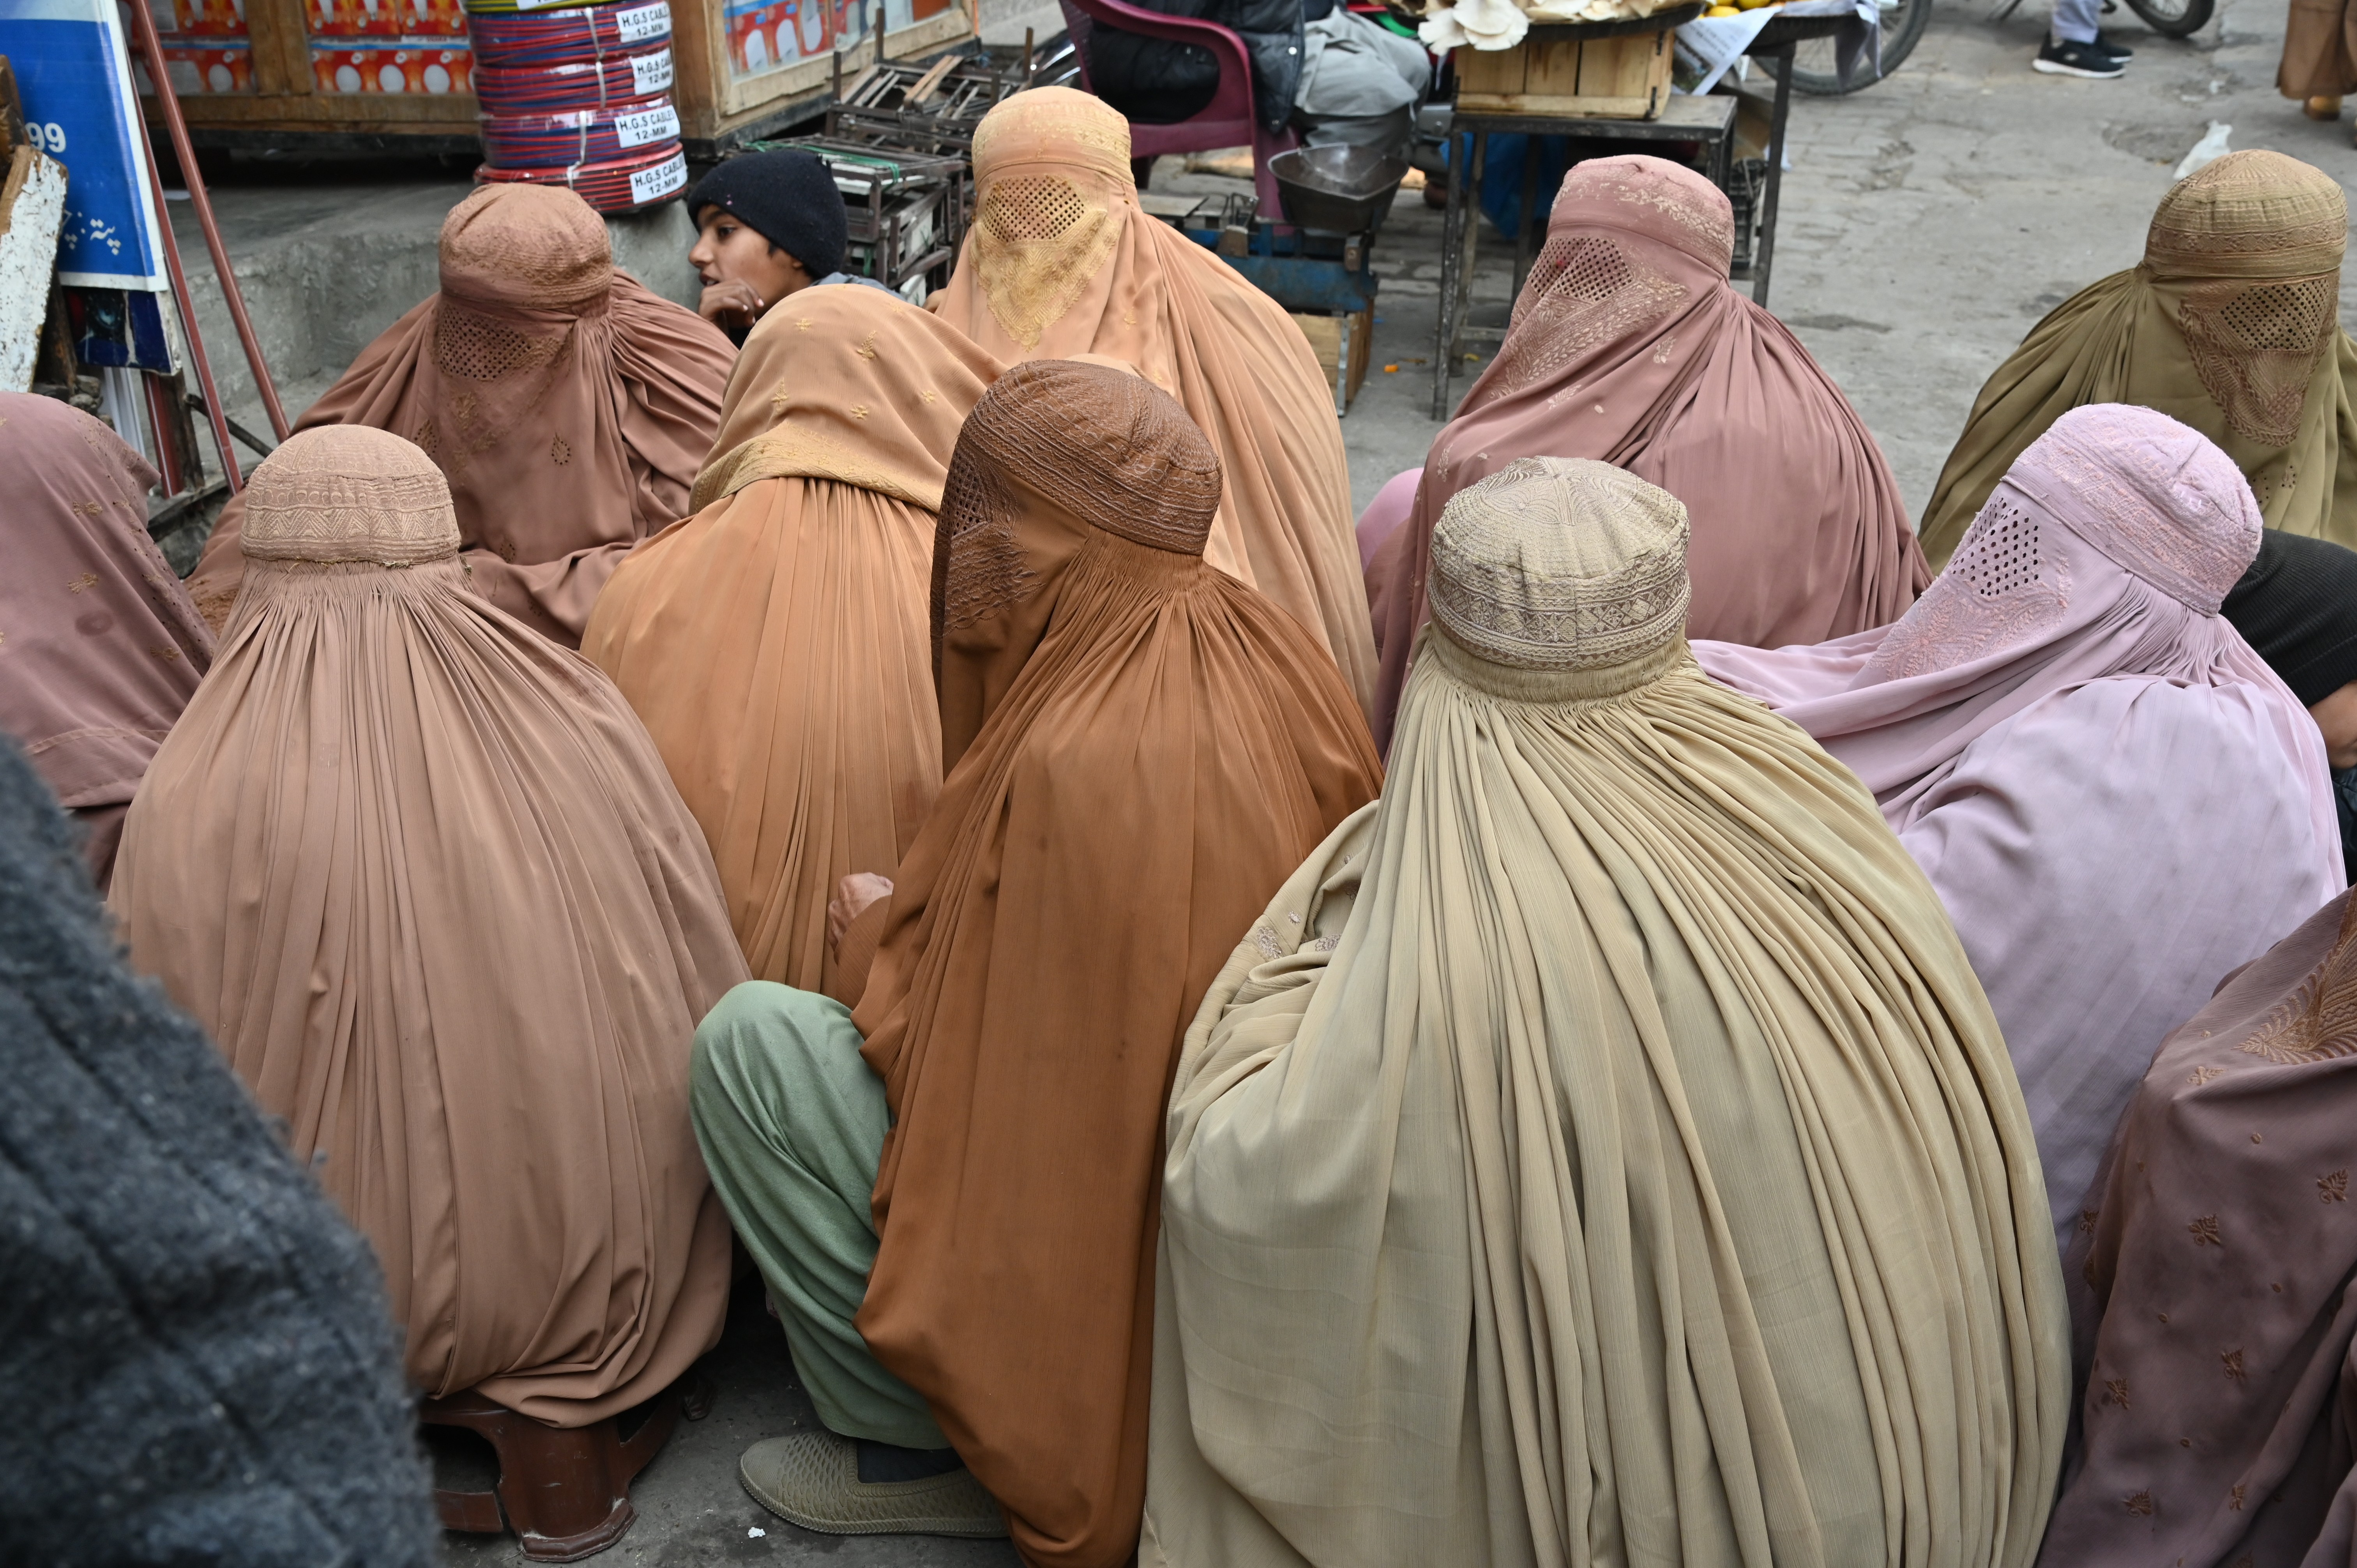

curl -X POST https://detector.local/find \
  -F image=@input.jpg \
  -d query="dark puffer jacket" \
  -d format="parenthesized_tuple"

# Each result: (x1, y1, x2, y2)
(1086, 0, 1305, 132)
(0, 735, 438, 1568)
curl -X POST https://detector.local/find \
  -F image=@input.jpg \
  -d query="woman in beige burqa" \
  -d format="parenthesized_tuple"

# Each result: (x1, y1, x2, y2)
(113, 426, 747, 1428)
(1145, 457, 2069, 1568)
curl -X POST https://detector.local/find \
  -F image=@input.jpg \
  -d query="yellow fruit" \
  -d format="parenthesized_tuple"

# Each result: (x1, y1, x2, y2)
(1734, 0, 1777, 11)
(1705, 5, 1739, 13)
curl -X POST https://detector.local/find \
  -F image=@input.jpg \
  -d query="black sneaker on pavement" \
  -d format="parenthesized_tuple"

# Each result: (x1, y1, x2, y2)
(2090, 30, 2134, 56)
(2035, 36, 2127, 75)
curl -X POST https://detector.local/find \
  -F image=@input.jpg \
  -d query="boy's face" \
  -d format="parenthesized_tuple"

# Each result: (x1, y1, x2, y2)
(689, 207, 812, 330)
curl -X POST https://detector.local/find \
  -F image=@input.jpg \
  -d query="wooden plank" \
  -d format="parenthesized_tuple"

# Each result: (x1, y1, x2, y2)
(166, 91, 478, 128)
(711, 5, 968, 123)
(1452, 44, 1525, 98)
(0, 146, 65, 392)
(247, 0, 311, 97)
(1577, 28, 1667, 102)
(1521, 37, 1585, 99)
(1455, 90, 1658, 117)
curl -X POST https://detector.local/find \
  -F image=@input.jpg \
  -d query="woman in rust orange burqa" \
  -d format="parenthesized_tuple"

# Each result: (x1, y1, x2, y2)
(183, 182, 733, 647)
(686, 359, 1381, 1565)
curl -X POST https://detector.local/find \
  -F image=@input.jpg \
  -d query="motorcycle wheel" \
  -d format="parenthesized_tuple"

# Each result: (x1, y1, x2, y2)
(2124, 0, 2213, 35)
(1790, 0, 1934, 94)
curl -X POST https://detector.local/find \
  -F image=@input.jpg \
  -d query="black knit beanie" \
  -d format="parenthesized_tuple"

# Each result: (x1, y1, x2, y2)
(685, 149, 847, 280)
(2220, 530, 2357, 707)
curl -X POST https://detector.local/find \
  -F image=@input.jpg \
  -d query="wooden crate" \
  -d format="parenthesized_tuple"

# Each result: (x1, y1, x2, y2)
(1292, 307, 1373, 415)
(1452, 26, 1671, 119)
(141, 0, 974, 154)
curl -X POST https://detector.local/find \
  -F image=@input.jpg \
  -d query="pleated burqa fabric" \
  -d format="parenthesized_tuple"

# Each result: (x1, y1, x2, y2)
(846, 360, 1382, 1568)
(112, 426, 748, 1427)
(1362, 155, 1924, 752)
(929, 87, 1377, 713)
(185, 184, 735, 646)
(1146, 457, 2068, 1568)
(583, 286, 1001, 992)
(1921, 151, 2357, 564)
(0, 392, 212, 890)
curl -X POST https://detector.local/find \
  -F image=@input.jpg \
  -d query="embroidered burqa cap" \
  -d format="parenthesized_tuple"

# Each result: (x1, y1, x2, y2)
(1698, 403, 2342, 1255)
(583, 286, 1002, 993)
(113, 424, 750, 1426)
(1361, 154, 1923, 752)
(0, 391, 212, 891)
(845, 358, 1380, 1568)
(1148, 454, 2067, 1568)
(183, 183, 735, 647)
(930, 89, 1377, 713)
(2040, 887, 2357, 1566)
(1922, 150, 2357, 562)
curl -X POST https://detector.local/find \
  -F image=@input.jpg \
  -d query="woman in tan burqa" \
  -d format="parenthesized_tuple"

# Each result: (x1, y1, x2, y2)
(929, 87, 1377, 712)
(1922, 150, 2357, 562)
(112, 426, 747, 1430)
(183, 182, 734, 646)
(687, 359, 1381, 1566)
(583, 285, 1001, 993)
(1145, 457, 2069, 1568)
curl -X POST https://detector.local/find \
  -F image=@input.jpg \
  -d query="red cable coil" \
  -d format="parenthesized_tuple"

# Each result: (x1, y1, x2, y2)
(476, 143, 688, 213)
(466, 0, 669, 67)
(480, 95, 678, 166)
(470, 42, 671, 113)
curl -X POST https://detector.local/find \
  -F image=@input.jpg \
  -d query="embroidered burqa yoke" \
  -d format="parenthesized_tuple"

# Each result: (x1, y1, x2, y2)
(582, 287, 1001, 992)
(184, 183, 735, 646)
(2040, 889, 2357, 1568)
(1146, 456, 2067, 1568)
(849, 360, 1380, 1568)
(1363, 154, 1924, 751)
(929, 87, 1376, 711)
(1697, 404, 2342, 1254)
(0, 392, 212, 889)
(111, 426, 747, 1425)
(1921, 151, 2357, 565)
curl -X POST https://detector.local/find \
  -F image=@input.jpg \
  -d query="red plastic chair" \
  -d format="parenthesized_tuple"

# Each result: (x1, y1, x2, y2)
(1055, 0, 1294, 220)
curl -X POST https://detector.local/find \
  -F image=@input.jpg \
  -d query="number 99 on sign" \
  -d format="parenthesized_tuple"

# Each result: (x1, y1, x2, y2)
(26, 122, 67, 154)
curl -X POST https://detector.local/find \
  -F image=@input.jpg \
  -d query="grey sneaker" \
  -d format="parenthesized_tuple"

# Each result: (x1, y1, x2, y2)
(738, 1430, 1009, 1538)
(2035, 36, 2126, 75)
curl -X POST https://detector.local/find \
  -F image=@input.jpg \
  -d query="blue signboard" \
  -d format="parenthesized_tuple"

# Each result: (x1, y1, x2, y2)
(0, 0, 168, 289)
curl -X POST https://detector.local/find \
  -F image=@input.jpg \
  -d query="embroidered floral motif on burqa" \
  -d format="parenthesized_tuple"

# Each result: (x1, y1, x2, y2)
(929, 88, 1378, 714)
(183, 183, 735, 646)
(1360, 154, 1923, 752)
(1922, 150, 2357, 563)
(112, 425, 749, 1427)
(1146, 456, 2067, 1568)
(2038, 886, 2357, 1568)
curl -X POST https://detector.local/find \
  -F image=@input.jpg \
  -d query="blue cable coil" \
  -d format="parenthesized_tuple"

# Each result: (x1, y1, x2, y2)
(467, 0, 669, 67)
(470, 42, 672, 113)
(481, 95, 680, 166)
(477, 142, 689, 212)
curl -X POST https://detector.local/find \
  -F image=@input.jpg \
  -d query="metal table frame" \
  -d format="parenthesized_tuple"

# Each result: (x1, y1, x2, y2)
(1431, 93, 1735, 418)
(1742, 11, 1848, 313)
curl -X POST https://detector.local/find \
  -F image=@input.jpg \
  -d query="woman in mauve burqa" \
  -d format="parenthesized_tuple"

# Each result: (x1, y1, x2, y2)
(183, 182, 733, 646)
(112, 425, 748, 1425)
(929, 87, 1378, 712)
(1698, 404, 2343, 1260)
(1359, 154, 1923, 750)
(2041, 887, 2357, 1568)
(0, 392, 212, 890)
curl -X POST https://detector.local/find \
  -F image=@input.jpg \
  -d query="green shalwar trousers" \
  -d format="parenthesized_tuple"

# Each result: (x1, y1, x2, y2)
(689, 980, 948, 1450)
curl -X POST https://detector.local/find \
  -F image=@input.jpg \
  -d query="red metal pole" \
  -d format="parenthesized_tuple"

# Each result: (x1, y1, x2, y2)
(124, 0, 290, 441)
(128, 82, 241, 493)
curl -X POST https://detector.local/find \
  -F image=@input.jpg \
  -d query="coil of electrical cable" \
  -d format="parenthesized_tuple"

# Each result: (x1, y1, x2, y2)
(481, 95, 679, 167)
(467, 0, 667, 67)
(472, 42, 671, 113)
(477, 143, 688, 213)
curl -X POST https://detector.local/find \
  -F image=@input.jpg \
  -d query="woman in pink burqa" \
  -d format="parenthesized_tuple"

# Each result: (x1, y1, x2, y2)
(0, 392, 213, 891)
(183, 182, 733, 648)
(2041, 886, 2357, 1567)
(1359, 153, 1924, 750)
(1695, 403, 2344, 1259)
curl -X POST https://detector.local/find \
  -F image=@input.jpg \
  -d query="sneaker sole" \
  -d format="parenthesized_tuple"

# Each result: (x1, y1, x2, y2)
(2033, 56, 2124, 75)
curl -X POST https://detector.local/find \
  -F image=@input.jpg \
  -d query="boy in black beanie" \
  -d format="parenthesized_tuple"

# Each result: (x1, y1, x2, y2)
(686, 148, 887, 341)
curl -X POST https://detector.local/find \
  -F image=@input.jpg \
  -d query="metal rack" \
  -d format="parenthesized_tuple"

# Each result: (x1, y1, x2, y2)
(742, 134, 966, 293)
